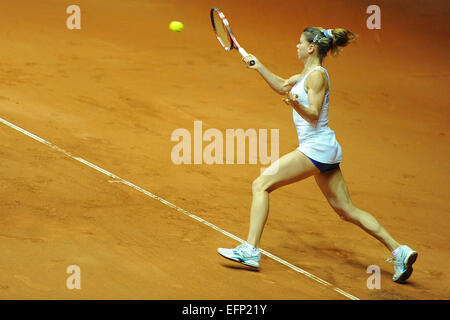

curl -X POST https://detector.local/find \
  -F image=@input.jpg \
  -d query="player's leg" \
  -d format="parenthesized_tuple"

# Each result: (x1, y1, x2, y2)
(217, 150, 318, 267)
(246, 150, 319, 248)
(313, 168, 400, 251)
(314, 168, 418, 282)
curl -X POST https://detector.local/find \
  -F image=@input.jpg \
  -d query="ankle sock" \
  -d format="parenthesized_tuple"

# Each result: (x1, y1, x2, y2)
(392, 245, 402, 256)
(244, 242, 259, 254)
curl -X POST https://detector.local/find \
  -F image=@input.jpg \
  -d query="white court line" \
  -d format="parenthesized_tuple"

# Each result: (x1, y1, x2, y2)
(0, 116, 359, 300)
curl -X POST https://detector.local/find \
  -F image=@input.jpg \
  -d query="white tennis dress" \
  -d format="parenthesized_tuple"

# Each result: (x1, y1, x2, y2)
(289, 66, 342, 164)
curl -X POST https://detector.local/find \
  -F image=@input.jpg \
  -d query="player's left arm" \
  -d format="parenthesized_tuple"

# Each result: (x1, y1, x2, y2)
(283, 70, 327, 124)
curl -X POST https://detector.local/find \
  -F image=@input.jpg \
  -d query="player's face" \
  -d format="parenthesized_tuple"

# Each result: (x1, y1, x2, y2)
(296, 34, 310, 60)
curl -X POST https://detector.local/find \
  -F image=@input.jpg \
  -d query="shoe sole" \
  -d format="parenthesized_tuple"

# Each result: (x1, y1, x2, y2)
(217, 251, 259, 268)
(394, 251, 418, 283)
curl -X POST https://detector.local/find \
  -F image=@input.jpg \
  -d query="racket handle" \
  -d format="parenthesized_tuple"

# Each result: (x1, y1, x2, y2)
(238, 47, 255, 66)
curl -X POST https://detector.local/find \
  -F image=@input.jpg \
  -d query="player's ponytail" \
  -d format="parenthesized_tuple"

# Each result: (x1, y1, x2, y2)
(303, 27, 357, 61)
(328, 28, 357, 56)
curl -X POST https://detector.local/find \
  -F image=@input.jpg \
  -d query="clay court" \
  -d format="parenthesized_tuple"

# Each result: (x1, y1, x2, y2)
(0, 0, 449, 300)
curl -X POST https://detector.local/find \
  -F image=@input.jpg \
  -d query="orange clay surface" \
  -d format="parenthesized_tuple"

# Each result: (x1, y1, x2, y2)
(0, 0, 449, 299)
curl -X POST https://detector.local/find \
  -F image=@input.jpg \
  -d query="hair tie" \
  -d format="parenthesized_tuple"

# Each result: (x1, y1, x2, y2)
(313, 34, 319, 43)
(322, 29, 333, 40)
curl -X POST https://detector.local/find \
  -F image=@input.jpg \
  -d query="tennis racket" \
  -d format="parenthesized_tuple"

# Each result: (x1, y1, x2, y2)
(210, 7, 255, 66)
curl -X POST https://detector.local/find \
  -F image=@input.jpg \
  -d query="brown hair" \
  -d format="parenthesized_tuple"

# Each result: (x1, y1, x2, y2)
(303, 27, 358, 61)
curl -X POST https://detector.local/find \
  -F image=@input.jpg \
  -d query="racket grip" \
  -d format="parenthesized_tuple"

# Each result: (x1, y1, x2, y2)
(238, 47, 255, 66)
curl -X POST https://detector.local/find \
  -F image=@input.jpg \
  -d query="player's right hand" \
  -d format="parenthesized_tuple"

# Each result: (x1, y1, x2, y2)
(243, 54, 260, 69)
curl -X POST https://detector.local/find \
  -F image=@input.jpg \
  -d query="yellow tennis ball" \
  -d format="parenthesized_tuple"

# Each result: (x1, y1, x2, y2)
(169, 21, 184, 32)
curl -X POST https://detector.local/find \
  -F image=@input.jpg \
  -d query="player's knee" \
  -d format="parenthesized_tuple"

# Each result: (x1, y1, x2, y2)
(332, 202, 356, 222)
(252, 176, 270, 194)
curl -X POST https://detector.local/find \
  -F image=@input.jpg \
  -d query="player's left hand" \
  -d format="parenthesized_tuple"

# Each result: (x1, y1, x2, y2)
(287, 92, 298, 101)
(282, 93, 298, 106)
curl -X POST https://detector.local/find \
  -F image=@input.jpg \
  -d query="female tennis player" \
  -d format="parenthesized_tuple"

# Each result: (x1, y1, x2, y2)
(218, 27, 418, 283)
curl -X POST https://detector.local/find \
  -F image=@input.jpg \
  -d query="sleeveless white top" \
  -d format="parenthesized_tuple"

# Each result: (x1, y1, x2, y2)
(289, 66, 342, 164)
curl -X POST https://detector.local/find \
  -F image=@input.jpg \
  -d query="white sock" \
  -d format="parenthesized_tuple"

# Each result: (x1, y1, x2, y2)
(392, 245, 403, 256)
(244, 242, 259, 253)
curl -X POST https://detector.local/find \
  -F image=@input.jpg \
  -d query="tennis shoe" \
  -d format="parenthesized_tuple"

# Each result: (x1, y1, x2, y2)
(217, 243, 260, 268)
(387, 245, 418, 283)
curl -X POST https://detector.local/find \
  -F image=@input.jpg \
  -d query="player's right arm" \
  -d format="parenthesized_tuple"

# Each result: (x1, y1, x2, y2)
(243, 54, 300, 95)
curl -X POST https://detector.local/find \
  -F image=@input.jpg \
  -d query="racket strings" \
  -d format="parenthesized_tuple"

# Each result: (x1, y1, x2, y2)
(212, 9, 232, 50)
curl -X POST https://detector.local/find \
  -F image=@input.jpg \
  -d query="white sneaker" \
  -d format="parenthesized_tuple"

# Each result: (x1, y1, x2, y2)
(387, 245, 418, 283)
(217, 243, 261, 268)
